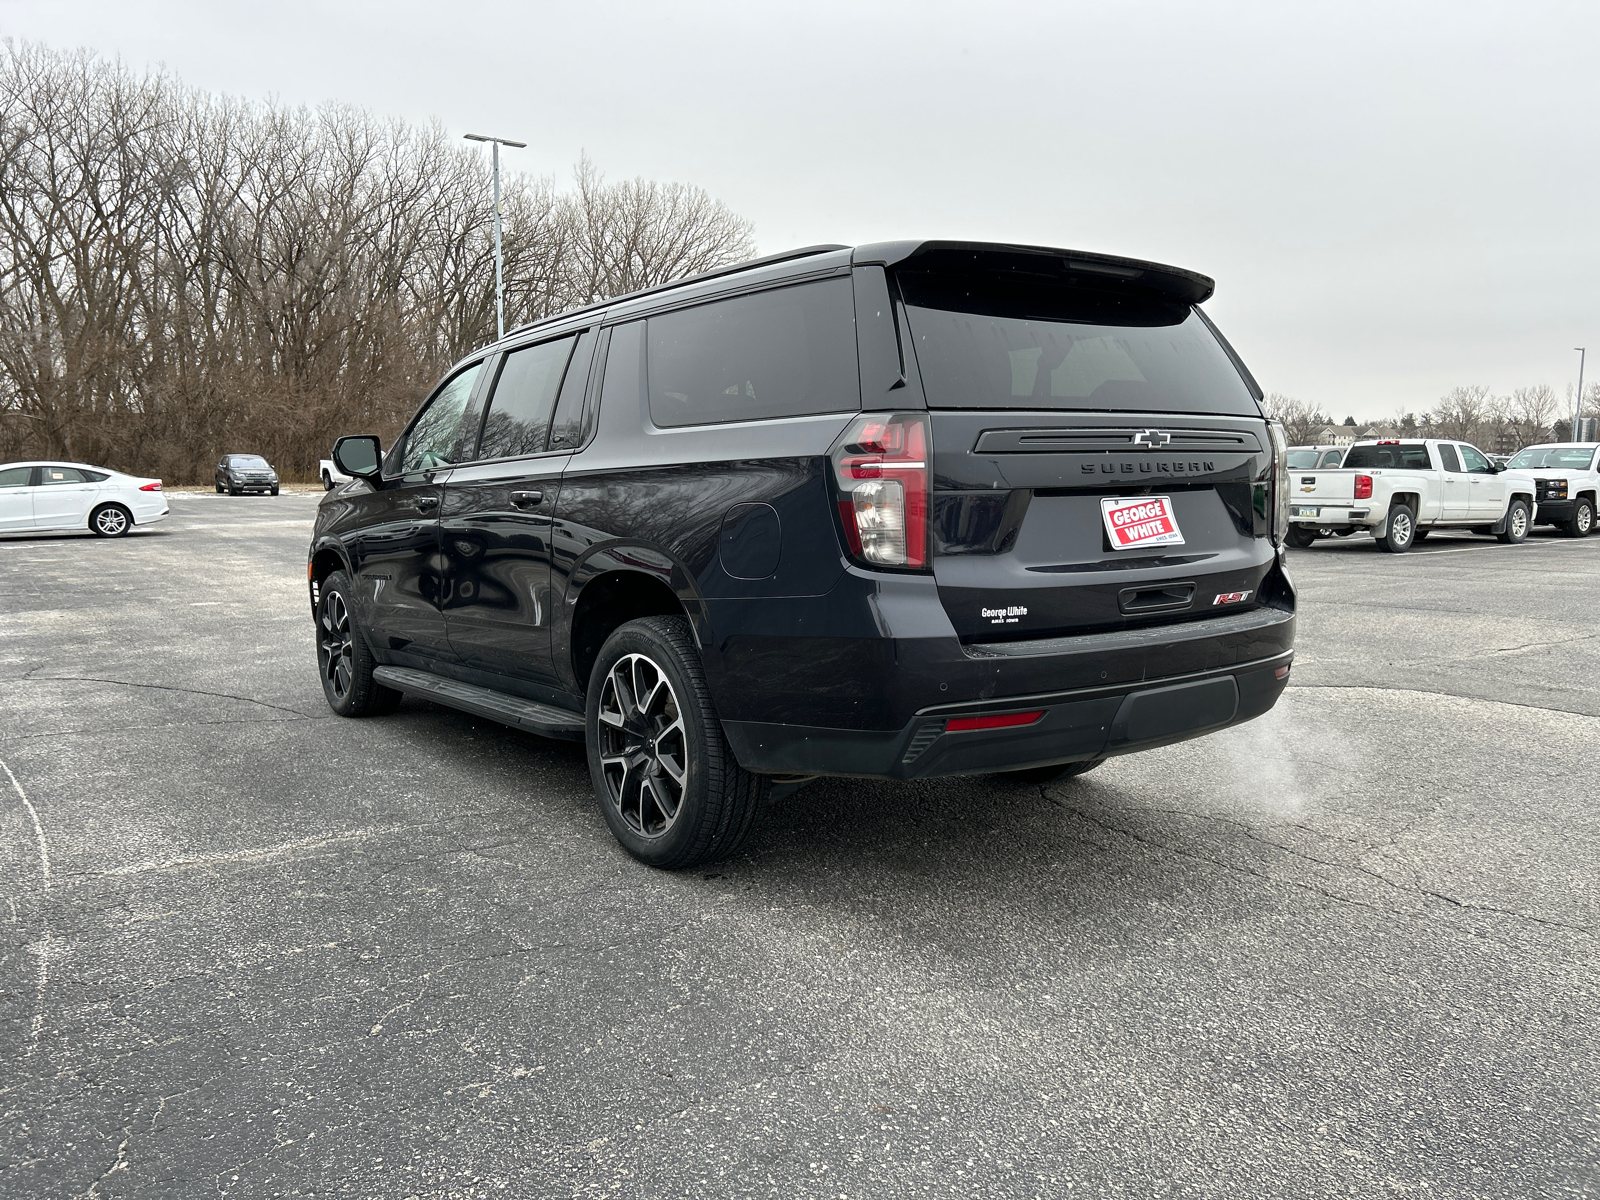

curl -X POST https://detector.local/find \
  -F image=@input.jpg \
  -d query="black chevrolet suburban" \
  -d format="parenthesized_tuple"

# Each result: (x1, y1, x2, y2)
(309, 241, 1296, 868)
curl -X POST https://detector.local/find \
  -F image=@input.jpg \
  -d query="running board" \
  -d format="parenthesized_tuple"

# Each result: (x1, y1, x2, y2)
(372, 666, 586, 741)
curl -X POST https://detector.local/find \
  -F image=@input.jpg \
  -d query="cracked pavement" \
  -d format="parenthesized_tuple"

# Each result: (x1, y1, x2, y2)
(1, 495, 1597, 1198)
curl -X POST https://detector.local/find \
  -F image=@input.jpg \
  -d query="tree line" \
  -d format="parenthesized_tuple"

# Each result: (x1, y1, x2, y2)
(1267, 383, 1600, 451)
(0, 41, 755, 482)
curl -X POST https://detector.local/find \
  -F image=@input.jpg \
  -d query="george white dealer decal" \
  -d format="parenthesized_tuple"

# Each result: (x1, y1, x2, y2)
(982, 604, 1028, 624)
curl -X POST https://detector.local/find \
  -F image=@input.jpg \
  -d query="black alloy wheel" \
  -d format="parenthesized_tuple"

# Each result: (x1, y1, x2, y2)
(1566, 497, 1595, 538)
(586, 616, 766, 869)
(90, 504, 131, 538)
(314, 570, 401, 717)
(596, 652, 689, 841)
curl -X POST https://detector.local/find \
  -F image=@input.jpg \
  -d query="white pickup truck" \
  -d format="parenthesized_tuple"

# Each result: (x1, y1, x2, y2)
(1504, 442, 1600, 538)
(318, 458, 351, 491)
(1285, 438, 1537, 553)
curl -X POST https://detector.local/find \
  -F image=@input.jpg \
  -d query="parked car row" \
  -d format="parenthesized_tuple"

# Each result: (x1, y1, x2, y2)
(1285, 439, 1598, 551)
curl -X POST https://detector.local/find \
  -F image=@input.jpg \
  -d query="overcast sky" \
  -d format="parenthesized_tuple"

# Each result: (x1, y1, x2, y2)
(3, 0, 1597, 420)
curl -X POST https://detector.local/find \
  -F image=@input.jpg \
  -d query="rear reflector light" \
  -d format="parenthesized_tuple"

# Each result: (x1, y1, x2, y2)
(139, 481, 162, 491)
(1275, 666, 1291, 679)
(1354, 474, 1373, 500)
(945, 710, 1045, 732)
(830, 412, 930, 569)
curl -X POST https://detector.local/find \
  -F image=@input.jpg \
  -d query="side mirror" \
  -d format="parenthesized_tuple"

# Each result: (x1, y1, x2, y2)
(332, 435, 382, 480)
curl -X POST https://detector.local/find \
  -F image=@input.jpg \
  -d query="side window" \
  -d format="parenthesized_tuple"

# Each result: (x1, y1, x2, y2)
(1459, 444, 1493, 474)
(39, 466, 86, 485)
(80, 469, 108, 482)
(549, 328, 599, 451)
(1437, 444, 1462, 472)
(645, 277, 860, 428)
(1400, 445, 1434, 469)
(399, 361, 484, 474)
(1320, 450, 1342, 467)
(475, 336, 577, 461)
(0, 466, 32, 488)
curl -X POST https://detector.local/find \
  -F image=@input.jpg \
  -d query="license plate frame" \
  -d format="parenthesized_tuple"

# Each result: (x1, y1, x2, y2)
(1100, 495, 1185, 551)
(1294, 505, 1320, 518)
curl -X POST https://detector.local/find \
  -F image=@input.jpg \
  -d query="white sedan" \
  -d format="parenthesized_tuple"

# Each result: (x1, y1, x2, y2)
(0, 460, 169, 537)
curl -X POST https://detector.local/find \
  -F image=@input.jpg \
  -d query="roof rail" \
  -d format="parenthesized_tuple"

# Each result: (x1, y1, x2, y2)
(502, 244, 849, 341)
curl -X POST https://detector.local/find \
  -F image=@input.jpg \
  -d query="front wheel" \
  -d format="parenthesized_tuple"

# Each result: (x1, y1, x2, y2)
(1375, 503, 1417, 553)
(1285, 527, 1317, 548)
(1497, 499, 1530, 544)
(1565, 497, 1595, 538)
(315, 571, 402, 717)
(270, 486, 279, 496)
(587, 616, 767, 869)
(90, 504, 132, 538)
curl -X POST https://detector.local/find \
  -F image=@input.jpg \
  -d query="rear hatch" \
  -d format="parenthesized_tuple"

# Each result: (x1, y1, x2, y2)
(894, 248, 1279, 643)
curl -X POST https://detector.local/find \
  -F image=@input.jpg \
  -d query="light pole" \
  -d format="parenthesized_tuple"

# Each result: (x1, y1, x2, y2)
(1575, 348, 1588, 442)
(464, 132, 527, 340)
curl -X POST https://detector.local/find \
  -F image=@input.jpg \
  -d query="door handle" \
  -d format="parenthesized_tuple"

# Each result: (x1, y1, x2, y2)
(510, 490, 544, 508)
(414, 495, 439, 511)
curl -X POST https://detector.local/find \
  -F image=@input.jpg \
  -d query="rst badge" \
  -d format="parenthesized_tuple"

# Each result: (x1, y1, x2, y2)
(1100, 496, 1184, 550)
(1213, 590, 1253, 606)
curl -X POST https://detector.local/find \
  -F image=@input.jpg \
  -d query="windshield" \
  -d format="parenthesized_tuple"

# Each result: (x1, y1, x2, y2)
(1507, 446, 1597, 469)
(1286, 450, 1322, 468)
(228, 455, 270, 468)
(897, 269, 1260, 415)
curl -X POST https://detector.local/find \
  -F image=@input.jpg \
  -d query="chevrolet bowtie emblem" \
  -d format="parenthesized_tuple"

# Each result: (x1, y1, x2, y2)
(1132, 429, 1172, 447)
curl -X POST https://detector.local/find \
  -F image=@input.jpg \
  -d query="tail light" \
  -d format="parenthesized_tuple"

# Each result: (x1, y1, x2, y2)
(1265, 419, 1289, 545)
(1354, 474, 1373, 500)
(829, 412, 930, 569)
(139, 481, 162, 491)
(945, 710, 1044, 732)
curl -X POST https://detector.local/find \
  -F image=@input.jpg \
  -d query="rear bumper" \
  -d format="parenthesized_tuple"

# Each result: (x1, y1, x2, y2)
(723, 652, 1292, 779)
(1291, 508, 1370, 527)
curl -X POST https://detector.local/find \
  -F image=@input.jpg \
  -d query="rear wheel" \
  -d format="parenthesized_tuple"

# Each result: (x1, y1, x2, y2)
(1002, 759, 1103, 785)
(1285, 527, 1317, 548)
(1565, 497, 1594, 538)
(1375, 503, 1416, 553)
(215, 480, 223, 494)
(89, 504, 131, 538)
(316, 570, 402, 717)
(322, 471, 334, 491)
(1497, 499, 1530, 544)
(587, 616, 767, 869)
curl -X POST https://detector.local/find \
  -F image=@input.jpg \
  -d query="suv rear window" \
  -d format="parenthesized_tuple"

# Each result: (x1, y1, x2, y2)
(896, 269, 1260, 415)
(646, 278, 859, 427)
(1343, 444, 1433, 469)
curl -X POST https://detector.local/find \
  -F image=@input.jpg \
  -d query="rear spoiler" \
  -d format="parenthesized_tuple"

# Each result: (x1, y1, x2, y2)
(852, 240, 1215, 306)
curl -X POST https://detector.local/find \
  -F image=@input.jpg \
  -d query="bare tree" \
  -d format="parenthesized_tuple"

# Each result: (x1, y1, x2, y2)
(0, 41, 758, 481)
(1262, 392, 1320, 445)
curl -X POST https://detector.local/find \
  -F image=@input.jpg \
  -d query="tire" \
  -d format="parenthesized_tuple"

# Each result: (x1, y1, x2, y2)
(586, 616, 768, 869)
(1497, 499, 1531, 544)
(89, 504, 132, 538)
(1564, 497, 1595, 539)
(228, 484, 240, 496)
(270, 486, 280, 496)
(1285, 527, 1317, 548)
(1002, 758, 1103, 785)
(322, 471, 334, 491)
(215, 481, 223, 494)
(315, 570, 402, 717)
(1375, 503, 1417, 553)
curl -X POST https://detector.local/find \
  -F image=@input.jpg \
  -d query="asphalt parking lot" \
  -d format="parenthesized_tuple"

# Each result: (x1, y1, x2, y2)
(2, 496, 1597, 1199)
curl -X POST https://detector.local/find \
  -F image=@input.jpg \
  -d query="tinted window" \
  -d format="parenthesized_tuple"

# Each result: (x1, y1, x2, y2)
(475, 337, 576, 460)
(400, 362, 484, 473)
(1459, 444, 1493, 474)
(1342, 444, 1434, 470)
(80, 469, 108, 482)
(0, 466, 31, 487)
(1437, 444, 1462, 472)
(549, 328, 599, 451)
(39, 466, 88, 485)
(646, 278, 860, 427)
(898, 269, 1259, 415)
